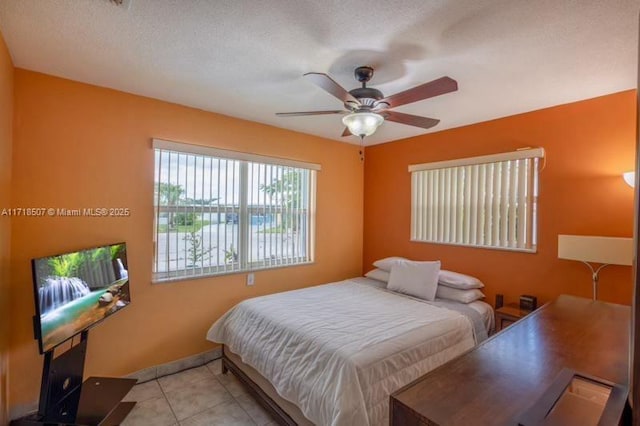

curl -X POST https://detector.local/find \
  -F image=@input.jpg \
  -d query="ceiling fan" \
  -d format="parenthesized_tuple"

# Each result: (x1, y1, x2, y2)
(276, 66, 458, 138)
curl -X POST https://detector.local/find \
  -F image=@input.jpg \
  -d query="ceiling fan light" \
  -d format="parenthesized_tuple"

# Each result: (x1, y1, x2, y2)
(342, 112, 384, 137)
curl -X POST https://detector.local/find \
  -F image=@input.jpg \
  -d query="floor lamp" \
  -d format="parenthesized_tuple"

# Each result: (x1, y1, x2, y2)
(558, 235, 633, 300)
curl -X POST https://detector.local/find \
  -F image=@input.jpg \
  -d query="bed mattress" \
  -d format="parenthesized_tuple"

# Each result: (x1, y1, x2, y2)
(207, 278, 482, 426)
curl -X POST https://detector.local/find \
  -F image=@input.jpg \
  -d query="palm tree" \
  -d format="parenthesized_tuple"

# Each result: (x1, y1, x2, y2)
(157, 183, 184, 229)
(260, 171, 301, 231)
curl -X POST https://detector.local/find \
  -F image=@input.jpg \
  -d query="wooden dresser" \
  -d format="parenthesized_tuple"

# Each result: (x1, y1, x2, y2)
(390, 295, 630, 425)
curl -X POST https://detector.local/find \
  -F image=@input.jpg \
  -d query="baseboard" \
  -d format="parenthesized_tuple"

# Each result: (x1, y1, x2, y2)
(9, 401, 38, 423)
(125, 347, 221, 383)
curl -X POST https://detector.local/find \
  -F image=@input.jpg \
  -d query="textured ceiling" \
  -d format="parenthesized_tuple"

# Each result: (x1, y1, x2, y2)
(0, 0, 638, 145)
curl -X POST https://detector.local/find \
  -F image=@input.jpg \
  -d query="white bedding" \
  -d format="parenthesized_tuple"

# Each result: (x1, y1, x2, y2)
(467, 299, 494, 333)
(207, 278, 477, 426)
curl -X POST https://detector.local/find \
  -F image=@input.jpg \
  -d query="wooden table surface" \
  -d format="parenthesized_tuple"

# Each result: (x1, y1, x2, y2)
(390, 295, 630, 425)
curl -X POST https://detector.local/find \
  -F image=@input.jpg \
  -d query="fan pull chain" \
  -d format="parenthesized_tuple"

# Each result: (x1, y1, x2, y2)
(359, 135, 365, 162)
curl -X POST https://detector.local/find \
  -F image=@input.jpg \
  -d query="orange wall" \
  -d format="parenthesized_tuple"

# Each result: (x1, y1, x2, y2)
(0, 30, 13, 426)
(364, 91, 636, 307)
(9, 70, 363, 410)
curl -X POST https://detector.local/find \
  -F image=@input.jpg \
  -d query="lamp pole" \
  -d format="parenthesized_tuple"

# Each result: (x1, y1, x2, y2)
(581, 261, 611, 300)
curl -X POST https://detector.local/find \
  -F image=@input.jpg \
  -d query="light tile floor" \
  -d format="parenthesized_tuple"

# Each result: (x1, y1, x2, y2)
(122, 359, 278, 426)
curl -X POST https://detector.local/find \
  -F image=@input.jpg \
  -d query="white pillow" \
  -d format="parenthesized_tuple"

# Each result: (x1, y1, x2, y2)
(436, 285, 485, 304)
(387, 260, 440, 301)
(372, 256, 407, 271)
(438, 270, 484, 290)
(364, 268, 390, 283)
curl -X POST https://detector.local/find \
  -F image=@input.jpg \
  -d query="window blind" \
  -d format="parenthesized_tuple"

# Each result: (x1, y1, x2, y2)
(152, 139, 318, 282)
(409, 148, 543, 252)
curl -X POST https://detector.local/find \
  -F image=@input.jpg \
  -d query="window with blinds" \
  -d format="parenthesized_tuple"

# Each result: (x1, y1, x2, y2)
(409, 148, 544, 252)
(152, 139, 318, 282)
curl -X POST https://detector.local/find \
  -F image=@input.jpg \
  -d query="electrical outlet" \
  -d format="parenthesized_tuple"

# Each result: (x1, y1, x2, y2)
(247, 273, 255, 286)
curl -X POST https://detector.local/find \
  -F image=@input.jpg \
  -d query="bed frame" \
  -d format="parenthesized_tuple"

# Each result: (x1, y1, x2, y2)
(221, 345, 311, 426)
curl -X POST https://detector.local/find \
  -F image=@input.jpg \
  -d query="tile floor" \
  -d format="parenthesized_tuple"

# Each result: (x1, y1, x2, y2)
(121, 359, 278, 426)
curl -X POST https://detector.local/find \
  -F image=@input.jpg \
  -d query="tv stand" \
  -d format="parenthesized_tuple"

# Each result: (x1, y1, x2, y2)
(12, 377, 137, 426)
(11, 331, 137, 425)
(75, 377, 136, 425)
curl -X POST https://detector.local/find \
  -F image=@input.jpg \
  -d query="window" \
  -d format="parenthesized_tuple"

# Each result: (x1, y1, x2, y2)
(409, 148, 544, 252)
(152, 139, 318, 282)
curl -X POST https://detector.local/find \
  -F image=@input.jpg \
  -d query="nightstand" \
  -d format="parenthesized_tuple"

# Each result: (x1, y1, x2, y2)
(495, 302, 533, 332)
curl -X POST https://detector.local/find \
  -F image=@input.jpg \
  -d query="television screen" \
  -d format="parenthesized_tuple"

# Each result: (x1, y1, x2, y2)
(32, 242, 131, 353)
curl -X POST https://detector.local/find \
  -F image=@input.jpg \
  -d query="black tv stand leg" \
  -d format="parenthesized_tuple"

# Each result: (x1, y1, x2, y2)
(13, 330, 138, 426)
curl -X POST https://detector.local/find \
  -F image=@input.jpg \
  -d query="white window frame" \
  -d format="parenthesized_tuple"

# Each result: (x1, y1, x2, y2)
(152, 139, 319, 282)
(409, 148, 544, 252)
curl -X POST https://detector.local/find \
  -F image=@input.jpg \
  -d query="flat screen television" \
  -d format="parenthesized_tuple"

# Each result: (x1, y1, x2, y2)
(31, 242, 131, 354)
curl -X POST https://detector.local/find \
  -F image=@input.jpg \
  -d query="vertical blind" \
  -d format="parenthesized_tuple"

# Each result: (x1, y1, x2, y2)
(152, 139, 318, 282)
(409, 148, 544, 252)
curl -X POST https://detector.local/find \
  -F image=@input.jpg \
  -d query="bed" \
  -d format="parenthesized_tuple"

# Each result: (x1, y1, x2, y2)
(207, 276, 493, 426)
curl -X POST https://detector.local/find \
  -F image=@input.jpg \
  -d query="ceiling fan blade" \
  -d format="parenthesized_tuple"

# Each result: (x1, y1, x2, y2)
(276, 110, 346, 117)
(341, 127, 352, 137)
(303, 72, 360, 105)
(384, 111, 440, 130)
(376, 76, 458, 109)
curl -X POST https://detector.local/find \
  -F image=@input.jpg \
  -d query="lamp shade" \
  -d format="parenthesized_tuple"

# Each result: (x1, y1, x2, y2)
(623, 171, 635, 187)
(558, 235, 633, 266)
(342, 112, 384, 137)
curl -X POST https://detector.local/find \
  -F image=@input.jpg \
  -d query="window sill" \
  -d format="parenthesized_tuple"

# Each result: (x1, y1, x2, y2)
(410, 239, 537, 254)
(152, 261, 316, 284)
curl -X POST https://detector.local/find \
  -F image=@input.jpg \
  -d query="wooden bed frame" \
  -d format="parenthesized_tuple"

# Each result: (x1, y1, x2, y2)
(220, 345, 301, 426)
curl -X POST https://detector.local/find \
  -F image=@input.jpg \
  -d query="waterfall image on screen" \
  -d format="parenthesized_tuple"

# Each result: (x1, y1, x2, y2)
(32, 243, 131, 353)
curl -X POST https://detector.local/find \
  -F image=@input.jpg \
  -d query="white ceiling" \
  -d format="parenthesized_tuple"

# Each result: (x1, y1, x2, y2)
(0, 0, 638, 146)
